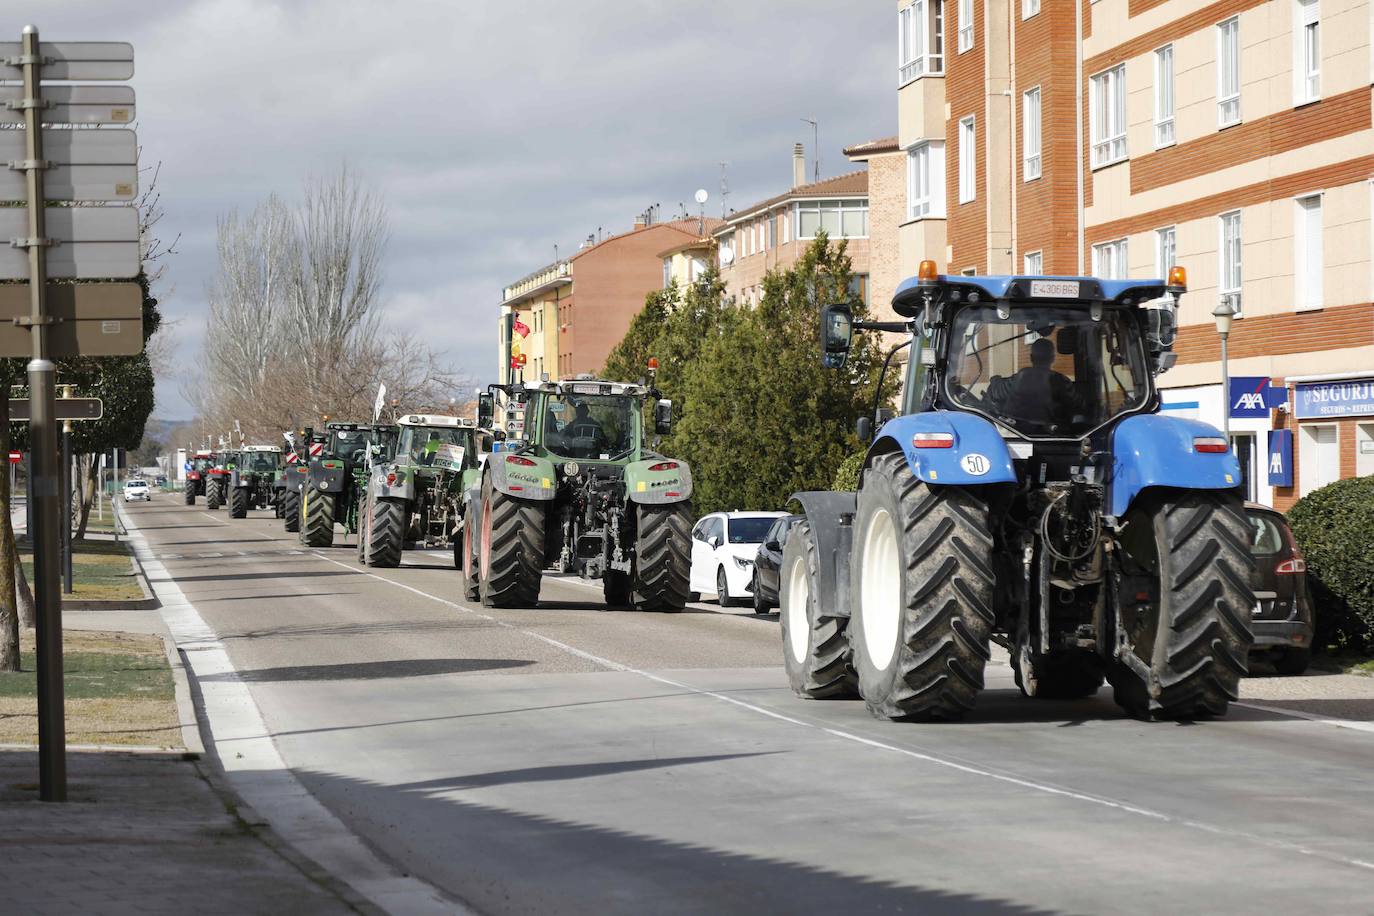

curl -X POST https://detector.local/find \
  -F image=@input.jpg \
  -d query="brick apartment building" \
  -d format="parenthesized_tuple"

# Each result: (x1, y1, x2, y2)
(883, 0, 1374, 507)
(498, 217, 721, 383)
(714, 144, 877, 308)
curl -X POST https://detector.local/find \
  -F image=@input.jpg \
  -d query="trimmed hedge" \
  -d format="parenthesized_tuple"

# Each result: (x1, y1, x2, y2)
(1287, 475, 1374, 652)
(832, 452, 865, 492)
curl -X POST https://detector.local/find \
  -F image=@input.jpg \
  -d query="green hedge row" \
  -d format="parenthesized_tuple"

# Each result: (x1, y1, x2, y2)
(1287, 475, 1374, 652)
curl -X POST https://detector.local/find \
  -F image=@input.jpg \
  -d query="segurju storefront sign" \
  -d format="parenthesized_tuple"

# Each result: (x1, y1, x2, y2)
(1294, 379, 1374, 419)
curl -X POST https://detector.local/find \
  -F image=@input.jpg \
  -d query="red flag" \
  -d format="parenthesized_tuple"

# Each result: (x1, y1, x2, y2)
(512, 318, 530, 338)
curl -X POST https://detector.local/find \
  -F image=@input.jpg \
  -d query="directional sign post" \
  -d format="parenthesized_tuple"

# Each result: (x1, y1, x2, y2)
(8, 397, 103, 421)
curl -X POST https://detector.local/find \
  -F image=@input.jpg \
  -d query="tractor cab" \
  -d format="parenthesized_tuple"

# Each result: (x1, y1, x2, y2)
(395, 414, 488, 473)
(501, 377, 673, 465)
(240, 445, 281, 474)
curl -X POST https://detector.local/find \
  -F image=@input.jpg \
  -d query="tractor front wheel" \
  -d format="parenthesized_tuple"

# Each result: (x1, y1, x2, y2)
(205, 479, 222, 510)
(477, 475, 544, 608)
(460, 513, 480, 601)
(183, 483, 195, 506)
(1108, 489, 1253, 720)
(850, 452, 995, 721)
(365, 497, 405, 568)
(282, 490, 300, 533)
(779, 519, 858, 699)
(630, 502, 691, 611)
(229, 486, 248, 519)
(302, 489, 336, 548)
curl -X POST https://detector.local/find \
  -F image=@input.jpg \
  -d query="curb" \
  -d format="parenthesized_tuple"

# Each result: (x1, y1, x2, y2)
(160, 636, 206, 758)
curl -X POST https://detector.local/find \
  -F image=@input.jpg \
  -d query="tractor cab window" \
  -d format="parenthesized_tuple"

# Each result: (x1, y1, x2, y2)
(332, 430, 368, 464)
(193, 458, 212, 472)
(246, 452, 278, 473)
(541, 394, 636, 460)
(944, 304, 1149, 437)
(397, 426, 474, 467)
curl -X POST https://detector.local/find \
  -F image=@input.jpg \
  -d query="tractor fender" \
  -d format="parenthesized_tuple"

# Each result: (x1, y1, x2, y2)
(369, 465, 415, 502)
(308, 460, 347, 495)
(287, 465, 310, 493)
(788, 490, 858, 619)
(625, 457, 693, 505)
(1108, 414, 1242, 518)
(870, 411, 1017, 486)
(230, 469, 244, 489)
(486, 453, 556, 500)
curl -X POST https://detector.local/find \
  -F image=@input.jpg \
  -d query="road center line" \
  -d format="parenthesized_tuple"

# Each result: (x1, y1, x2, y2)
(302, 549, 1374, 876)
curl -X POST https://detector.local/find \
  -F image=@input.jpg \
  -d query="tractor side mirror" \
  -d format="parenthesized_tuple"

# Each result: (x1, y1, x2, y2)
(654, 398, 673, 435)
(820, 303, 854, 369)
(1146, 306, 1176, 350)
(856, 416, 872, 443)
(477, 393, 494, 429)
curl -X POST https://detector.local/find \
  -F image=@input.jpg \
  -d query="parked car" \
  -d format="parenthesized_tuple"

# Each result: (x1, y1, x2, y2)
(690, 511, 788, 607)
(123, 479, 151, 502)
(1246, 503, 1314, 675)
(751, 514, 803, 614)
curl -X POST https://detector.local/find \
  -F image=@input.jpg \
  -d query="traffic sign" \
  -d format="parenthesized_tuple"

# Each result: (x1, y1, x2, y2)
(0, 41, 133, 80)
(0, 85, 134, 125)
(0, 206, 140, 279)
(0, 282, 143, 358)
(0, 129, 137, 202)
(9, 397, 103, 421)
(9, 451, 21, 464)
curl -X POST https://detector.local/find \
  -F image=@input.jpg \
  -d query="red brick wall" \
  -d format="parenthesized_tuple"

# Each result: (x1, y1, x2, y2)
(947, 0, 987, 271)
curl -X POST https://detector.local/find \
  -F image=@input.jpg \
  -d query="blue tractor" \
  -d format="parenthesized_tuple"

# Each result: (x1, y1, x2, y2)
(781, 262, 1254, 721)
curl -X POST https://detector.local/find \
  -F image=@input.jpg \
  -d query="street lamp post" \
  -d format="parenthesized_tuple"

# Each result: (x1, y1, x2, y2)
(1212, 298, 1236, 446)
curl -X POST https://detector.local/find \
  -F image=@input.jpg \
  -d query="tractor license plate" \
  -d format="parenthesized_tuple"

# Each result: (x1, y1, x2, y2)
(1030, 280, 1080, 298)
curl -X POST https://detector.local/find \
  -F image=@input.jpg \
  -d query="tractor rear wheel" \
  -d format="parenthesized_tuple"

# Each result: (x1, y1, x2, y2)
(850, 452, 995, 721)
(1108, 489, 1253, 720)
(630, 502, 691, 611)
(229, 486, 248, 519)
(283, 490, 300, 532)
(365, 497, 405, 568)
(205, 479, 221, 510)
(183, 484, 195, 506)
(477, 475, 544, 608)
(302, 489, 336, 548)
(779, 519, 858, 699)
(460, 513, 480, 601)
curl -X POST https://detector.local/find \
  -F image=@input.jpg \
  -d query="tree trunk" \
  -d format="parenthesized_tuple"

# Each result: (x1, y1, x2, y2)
(15, 544, 34, 629)
(0, 391, 18, 670)
(73, 453, 96, 541)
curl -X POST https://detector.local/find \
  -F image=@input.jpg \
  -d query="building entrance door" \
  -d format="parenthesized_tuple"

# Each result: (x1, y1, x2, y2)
(1231, 432, 1257, 501)
(1357, 422, 1374, 478)
(1300, 424, 1340, 496)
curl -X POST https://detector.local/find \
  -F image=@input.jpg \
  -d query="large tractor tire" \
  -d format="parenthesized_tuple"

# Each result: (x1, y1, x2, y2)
(183, 483, 195, 506)
(630, 502, 691, 611)
(205, 478, 222, 510)
(283, 490, 300, 533)
(364, 497, 405, 568)
(477, 476, 545, 608)
(849, 452, 995, 721)
(779, 519, 859, 700)
(301, 489, 336, 548)
(229, 486, 248, 519)
(460, 514, 480, 602)
(1109, 489, 1254, 720)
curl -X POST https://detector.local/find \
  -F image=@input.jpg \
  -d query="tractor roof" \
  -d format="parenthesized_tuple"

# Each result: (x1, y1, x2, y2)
(242, 445, 281, 453)
(892, 273, 1171, 315)
(531, 378, 648, 397)
(398, 414, 475, 428)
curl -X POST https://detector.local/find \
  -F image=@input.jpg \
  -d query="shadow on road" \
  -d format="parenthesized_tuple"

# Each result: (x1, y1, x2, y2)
(201, 592, 357, 603)
(200, 657, 535, 683)
(219, 619, 499, 640)
(394, 753, 779, 791)
(534, 598, 717, 616)
(166, 569, 361, 583)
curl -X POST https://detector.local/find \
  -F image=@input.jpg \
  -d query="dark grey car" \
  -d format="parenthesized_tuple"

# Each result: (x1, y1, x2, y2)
(751, 515, 802, 614)
(1246, 503, 1315, 675)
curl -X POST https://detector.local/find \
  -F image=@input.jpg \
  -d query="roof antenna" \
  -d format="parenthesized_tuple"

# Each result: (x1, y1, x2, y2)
(801, 118, 819, 182)
(718, 162, 730, 218)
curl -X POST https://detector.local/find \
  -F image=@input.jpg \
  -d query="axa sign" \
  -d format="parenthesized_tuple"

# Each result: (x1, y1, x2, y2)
(1267, 430, 1293, 487)
(1228, 376, 1287, 419)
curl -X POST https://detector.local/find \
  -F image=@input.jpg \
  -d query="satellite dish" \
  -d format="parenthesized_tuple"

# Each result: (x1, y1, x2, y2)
(694, 188, 709, 205)
(720, 245, 735, 265)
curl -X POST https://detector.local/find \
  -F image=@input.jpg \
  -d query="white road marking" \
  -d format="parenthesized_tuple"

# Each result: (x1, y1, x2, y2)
(1236, 701, 1374, 735)
(122, 509, 470, 916)
(302, 550, 1374, 877)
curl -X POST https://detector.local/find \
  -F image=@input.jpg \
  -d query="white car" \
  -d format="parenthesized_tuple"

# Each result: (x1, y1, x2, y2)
(689, 511, 789, 607)
(122, 479, 151, 502)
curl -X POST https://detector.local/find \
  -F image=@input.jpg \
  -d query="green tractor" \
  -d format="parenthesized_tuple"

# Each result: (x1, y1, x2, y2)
(462, 376, 693, 610)
(297, 422, 396, 548)
(357, 414, 492, 568)
(228, 445, 282, 518)
(280, 432, 317, 534)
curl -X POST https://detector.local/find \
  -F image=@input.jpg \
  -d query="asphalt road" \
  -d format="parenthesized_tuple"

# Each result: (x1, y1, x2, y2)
(124, 498, 1374, 915)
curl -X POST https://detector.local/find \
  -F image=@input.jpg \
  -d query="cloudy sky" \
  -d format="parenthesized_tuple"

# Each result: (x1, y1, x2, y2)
(18, 1, 894, 418)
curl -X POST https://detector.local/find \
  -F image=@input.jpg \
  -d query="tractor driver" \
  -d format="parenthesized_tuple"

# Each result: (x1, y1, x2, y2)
(416, 430, 444, 466)
(1002, 337, 1075, 427)
(567, 399, 606, 447)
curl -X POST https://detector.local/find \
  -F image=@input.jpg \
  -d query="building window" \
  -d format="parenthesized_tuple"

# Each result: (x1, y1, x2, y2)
(1217, 18, 1241, 127)
(1023, 250, 1043, 274)
(1023, 0, 1040, 19)
(1295, 194, 1323, 311)
(795, 199, 869, 239)
(957, 0, 973, 52)
(1154, 45, 1175, 148)
(663, 258, 672, 288)
(958, 116, 976, 203)
(1090, 65, 1127, 167)
(1155, 226, 1176, 277)
(719, 232, 734, 265)
(906, 140, 946, 220)
(961, 267, 977, 276)
(1295, 0, 1320, 104)
(1219, 210, 1242, 315)
(849, 273, 871, 307)
(768, 213, 778, 249)
(1092, 238, 1128, 279)
(1022, 87, 1041, 181)
(898, 0, 945, 84)
(760, 218, 768, 253)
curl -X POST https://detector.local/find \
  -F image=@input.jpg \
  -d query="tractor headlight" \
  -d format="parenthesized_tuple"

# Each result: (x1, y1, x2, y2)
(733, 556, 753, 570)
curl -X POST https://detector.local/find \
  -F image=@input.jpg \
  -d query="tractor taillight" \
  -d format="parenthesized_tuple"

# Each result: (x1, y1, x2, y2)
(386, 473, 396, 485)
(912, 432, 954, 449)
(1276, 558, 1307, 575)
(1193, 437, 1228, 453)
(505, 455, 536, 466)
(648, 461, 678, 471)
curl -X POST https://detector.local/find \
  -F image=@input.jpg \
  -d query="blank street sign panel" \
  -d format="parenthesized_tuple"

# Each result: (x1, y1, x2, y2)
(0, 85, 134, 125)
(0, 41, 134, 80)
(0, 282, 143, 358)
(0, 129, 137, 201)
(9, 398, 104, 422)
(0, 206, 140, 280)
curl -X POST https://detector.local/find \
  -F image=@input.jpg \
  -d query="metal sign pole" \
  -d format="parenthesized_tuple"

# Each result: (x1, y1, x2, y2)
(61, 419, 72, 594)
(18, 25, 66, 802)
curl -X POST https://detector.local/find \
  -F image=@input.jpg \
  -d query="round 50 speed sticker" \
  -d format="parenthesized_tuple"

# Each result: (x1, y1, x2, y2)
(960, 453, 990, 476)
